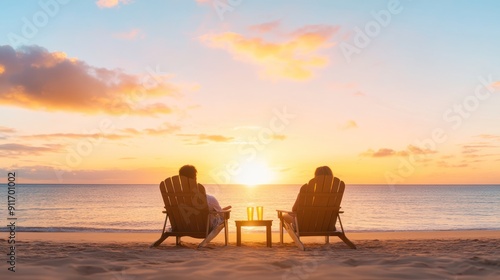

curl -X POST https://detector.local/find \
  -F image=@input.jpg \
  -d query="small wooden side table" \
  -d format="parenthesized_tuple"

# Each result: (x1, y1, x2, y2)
(235, 220, 273, 248)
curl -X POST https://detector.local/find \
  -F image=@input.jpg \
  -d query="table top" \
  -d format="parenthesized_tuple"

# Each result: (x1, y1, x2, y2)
(235, 220, 273, 226)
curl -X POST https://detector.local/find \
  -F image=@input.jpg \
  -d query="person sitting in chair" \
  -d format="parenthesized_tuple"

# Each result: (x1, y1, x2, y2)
(179, 165, 231, 230)
(283, 166, 334, 227)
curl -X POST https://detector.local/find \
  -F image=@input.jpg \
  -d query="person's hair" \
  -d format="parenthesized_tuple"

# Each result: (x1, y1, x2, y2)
(179, 165, 197, 179)
(314, 166, 333, 176)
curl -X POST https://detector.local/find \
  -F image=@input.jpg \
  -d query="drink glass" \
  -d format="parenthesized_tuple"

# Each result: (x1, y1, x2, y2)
(256, 206, 263, 220)
(247, 207, 254, 221)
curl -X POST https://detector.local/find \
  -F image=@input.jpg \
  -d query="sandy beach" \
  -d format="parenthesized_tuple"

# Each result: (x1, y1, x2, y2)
(4, 230, 499, 280)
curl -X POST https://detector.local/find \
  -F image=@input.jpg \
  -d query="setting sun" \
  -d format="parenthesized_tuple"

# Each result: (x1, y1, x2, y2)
(235, 161, 274, 186)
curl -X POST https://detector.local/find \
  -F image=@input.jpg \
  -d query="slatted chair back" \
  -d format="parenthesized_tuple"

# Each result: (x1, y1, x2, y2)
(294, 175, 345, 234)
(159, 175, 209, 235)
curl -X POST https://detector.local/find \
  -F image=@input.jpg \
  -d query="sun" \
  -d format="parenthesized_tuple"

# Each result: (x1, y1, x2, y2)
(235, 161, 274, 186)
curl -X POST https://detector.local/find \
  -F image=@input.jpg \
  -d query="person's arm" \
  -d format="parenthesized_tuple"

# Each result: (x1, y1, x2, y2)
(206, 194, 222, 211)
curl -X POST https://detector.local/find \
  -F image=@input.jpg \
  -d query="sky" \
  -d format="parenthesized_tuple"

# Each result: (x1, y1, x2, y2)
(0, 0, 499, 185)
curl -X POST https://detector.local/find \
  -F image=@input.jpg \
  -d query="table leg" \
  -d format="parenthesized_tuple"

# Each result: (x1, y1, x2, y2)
(267, 225, 272, 248)
(236, 224, 241, 246)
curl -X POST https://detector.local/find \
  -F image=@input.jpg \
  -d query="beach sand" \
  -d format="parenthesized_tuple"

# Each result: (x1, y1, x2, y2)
(5, 230, 500, 279)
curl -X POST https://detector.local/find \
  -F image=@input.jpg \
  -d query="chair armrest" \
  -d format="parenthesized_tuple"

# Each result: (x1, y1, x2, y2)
(209, 209, 231, 219)
(276, 209, 294, 218)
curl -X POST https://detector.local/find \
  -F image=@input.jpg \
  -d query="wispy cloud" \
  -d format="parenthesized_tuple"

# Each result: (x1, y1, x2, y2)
(459, 135, 500, 160)
(272, 134, 286, 140)
(249, 20, 281, 34)
(96, 0, 131, 9)
(0, 126, 16, 133)
(178, 133, 234, 145)
(340, 120, 358, 130)
(21, 133, 130, 141)
(113, 28, 144, 40)
(361, 145, 437, 158)
(200, 24, 339, 80)
(0, 143, 63, 157)
(20, 123, 180, 141)
(0, 45, 177, 115)
(436, 161, 468, 168)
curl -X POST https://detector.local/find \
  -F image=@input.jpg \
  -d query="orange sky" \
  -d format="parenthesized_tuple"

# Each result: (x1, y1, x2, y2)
(1, 1, 499, 185)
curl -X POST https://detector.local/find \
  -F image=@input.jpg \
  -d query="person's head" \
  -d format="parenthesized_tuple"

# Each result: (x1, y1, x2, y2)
(179, 165, 197, 179)
(314, 166, 333, 177)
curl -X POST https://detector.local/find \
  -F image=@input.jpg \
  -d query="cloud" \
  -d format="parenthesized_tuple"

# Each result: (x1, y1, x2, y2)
(0, 143, 63, 157)
(96, 0, 130, 8)
(20, 123, 180, 141)
(113, 28, 144, 40)
(340, 120, 357, 130)
(0, 45, 177, 115)
(178, 133, 234, 145)
(200, 24, 339, 80)
(459, 135, 500, 160)
(21, 133, 130, 141)
(361, 145, 437, 158)
(0, 126, 16, 133)
(491, 81, 500, 89)
(436, 161, 468, 168)
(361, 148, 401, 158)
(142, 124, 180, 136)
(272, 134, 286, 140)
(249, 21, 281, 33)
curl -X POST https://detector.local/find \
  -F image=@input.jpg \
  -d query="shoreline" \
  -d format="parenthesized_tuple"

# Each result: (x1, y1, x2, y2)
(14, 229, 500, 244)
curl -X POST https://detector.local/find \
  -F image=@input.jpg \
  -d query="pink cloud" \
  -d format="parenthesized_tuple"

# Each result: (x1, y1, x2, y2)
(0, 45, 178, 115)
(201, 24, 339, 80)
(96, 0, 131, 9)
(249, 21, 281, 33)
(113, 28, 144, 40)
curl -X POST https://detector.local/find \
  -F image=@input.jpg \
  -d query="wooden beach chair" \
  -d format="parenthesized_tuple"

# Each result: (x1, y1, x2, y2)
(151, 175, 230, 248)
(276, 175, 356, 250)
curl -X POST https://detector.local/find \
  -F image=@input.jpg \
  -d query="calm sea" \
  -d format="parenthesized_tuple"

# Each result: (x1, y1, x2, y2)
(1, 184, 499, 233)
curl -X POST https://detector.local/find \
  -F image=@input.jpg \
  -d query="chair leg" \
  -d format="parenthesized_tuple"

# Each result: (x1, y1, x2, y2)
(150, 214, 170, 248)
(224, 219, 229, 246)
(325, 236, 329, 244)
(279, 219, 283, 244)
(338, 234, 356, 249)
(150, 233, 169, 248)
(176, 236, 181, 246)
(282, 220, 305, 251)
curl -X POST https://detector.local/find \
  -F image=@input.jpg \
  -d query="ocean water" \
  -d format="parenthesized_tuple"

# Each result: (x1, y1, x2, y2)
(1, 184, 499, 233)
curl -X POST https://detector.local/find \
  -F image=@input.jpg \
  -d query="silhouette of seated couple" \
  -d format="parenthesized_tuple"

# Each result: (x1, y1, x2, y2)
(178, 164, 334, 229)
